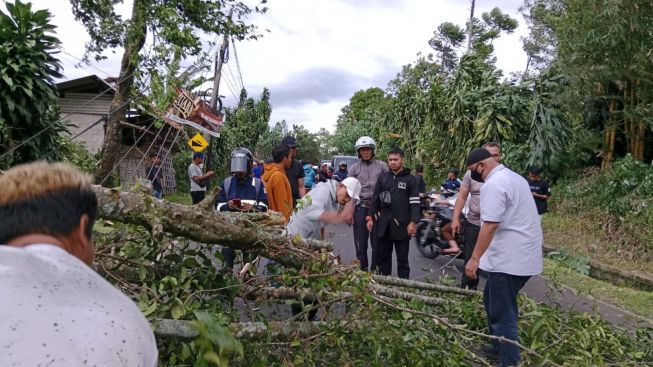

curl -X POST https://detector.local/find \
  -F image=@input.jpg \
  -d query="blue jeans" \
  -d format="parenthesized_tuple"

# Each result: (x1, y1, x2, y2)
(153, 190, 162, 199)
(483, 272, 531, 367)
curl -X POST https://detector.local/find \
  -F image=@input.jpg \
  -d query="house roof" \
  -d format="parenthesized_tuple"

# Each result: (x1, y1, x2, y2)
(56, 75, 115, 94)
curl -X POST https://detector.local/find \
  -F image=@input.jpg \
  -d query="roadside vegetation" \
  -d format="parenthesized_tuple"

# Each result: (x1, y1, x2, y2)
(543, 156, 653, 274)
(2, 0, 653, 365)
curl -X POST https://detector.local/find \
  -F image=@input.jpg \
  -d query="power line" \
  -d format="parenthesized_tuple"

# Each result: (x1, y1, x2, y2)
(60, 49, 114, 78)
(0, 70, 141, 162)
(99, 118, 158, 185)
(37, 95, 138, 160)
(231, 38, 245, 90)
(221, 68, 240, 105)
(129, 123, 173, 185)
(226, 63, 242, 93)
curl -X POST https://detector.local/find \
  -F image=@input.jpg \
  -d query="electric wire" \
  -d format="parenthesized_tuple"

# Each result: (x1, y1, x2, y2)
(221, 68, 240, 105)
(37, 96, 137, 160)
(99, 118, 158, 185)
(231, 38, 245, 90)
(59, 49, 113, 78)
(0, 69, 139, 161)
(129, 123, 173, 186)
(226, 62, 242, 93)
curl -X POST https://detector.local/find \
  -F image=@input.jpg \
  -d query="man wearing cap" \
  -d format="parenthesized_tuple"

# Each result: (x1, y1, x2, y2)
(280, 135, 306, 207)
(452, 142, 502, 289)
(464, 147, 543, 367)
(286, 177, 360, 241)
(188, 152, 215, 204)
(332, 161, 349, 182)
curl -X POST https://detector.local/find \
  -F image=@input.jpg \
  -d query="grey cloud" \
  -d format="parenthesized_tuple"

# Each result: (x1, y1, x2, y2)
(267, 67, 392, 108)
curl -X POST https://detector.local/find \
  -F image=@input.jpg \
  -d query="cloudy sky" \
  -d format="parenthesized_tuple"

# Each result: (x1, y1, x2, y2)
(9, 0, 528, 133)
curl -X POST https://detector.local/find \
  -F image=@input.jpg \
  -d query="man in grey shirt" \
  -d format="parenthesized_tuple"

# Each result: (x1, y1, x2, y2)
(452, 142, 501, 289)
(188, 152, 214, 204)
(348, 136, 388, 271)
(286, 177, 360, 240)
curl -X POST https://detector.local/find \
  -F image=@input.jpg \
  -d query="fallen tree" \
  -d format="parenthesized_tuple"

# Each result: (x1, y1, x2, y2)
(92, 185, 334, 269)
(90, 186, 653, 367)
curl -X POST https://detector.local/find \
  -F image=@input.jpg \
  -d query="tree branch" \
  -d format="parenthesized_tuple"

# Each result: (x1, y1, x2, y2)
(153, 319, 364, 340)
(92, 185, 334, 268)
(372, 275, 481, 296)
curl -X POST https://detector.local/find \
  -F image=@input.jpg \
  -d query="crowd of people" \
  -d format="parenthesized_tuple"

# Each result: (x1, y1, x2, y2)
(181, 135, 549, 366)
(0, 133, 549, 366)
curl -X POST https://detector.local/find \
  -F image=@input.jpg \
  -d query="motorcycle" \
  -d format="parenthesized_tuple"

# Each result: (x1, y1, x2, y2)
(414, 191, 465, 259)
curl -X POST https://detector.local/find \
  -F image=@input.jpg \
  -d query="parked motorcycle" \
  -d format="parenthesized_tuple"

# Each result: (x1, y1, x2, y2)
(414, 192, 465, 259)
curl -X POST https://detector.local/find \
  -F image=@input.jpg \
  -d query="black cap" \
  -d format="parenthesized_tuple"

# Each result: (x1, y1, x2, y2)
(281, 135, 298, 148)
(528, 166, 543, 175)
(465, 148, 493, 166)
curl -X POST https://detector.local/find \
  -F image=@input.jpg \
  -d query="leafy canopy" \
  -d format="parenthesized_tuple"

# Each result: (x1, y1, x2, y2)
(0, 0, 67, 169)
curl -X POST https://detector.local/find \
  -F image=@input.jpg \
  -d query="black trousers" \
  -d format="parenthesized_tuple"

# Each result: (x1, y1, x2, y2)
(376, 235, 410, 279)
(353, 205, 378, 271)
(461, 221, 481, 290)
(191, 191, 205, 204)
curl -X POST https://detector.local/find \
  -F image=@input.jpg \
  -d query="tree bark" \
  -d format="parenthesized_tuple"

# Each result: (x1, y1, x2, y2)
(372, 275, 481, 296)
(92, 185, 335, 269)
(153, 319, 364, 340)
(602, 100, 617, 169)
(368, 283, 445, 306)
(96, 0, 148, 184)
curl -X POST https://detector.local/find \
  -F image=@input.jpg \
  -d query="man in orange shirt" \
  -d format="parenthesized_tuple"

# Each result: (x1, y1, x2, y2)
(261, 145, 294, 222)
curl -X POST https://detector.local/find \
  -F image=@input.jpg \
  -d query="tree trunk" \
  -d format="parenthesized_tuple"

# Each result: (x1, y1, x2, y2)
(466, 0, 476, 51)
(154, 319, 364, 340)
(96, 0, 148, 184)
(602, 100, 617, 169)
(91, 185, 335, 269)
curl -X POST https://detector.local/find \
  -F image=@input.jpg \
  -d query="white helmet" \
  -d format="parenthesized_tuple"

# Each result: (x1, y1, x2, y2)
(355, 136, 376, 152)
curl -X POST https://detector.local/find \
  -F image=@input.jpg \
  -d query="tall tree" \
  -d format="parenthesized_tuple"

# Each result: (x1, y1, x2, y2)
(0, 0, 66, 169)
(213, 88, 272, 176)
(69, 0, 265, 183)
(550, 0, 653, 166)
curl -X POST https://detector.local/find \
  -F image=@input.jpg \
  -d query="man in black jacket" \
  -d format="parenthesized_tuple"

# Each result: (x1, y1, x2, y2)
(367, 148, 420, 278)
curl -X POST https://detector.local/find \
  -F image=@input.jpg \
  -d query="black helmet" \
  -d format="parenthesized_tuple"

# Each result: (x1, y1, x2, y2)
(230, 147, 253, 175)
(280, 135, 298, 148)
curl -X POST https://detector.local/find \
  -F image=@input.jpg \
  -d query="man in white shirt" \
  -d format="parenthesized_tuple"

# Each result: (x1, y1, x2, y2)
(0, 162, 158, 367)
(464, 148, 543, 367)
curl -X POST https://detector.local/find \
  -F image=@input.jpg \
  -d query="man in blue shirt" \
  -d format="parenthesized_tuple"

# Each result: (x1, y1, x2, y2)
(441, 168, 461, 197)
(216, 148, 267, 270)
(332, 161, 349, 182)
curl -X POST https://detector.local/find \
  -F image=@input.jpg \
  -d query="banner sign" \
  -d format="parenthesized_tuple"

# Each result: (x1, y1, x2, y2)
(163, 88, 224, 138)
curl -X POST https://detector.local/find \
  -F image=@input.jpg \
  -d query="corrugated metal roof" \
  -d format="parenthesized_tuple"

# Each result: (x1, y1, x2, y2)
(56, 75, 115, 95)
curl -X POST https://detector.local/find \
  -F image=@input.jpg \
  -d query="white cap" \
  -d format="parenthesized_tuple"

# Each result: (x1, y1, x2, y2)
(341, 177, 361, 202)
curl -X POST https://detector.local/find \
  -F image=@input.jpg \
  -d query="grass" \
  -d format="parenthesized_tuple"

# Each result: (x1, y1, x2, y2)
(164, 191, 192, 205)
(543, 258, 653, 320)
(541, 209, 652, 274)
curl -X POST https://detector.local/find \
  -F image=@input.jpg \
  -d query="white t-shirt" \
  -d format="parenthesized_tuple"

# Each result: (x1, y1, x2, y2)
(188, 163, 206, 192)
(0, 244, 158, 367)
(479, 165, 543, 276)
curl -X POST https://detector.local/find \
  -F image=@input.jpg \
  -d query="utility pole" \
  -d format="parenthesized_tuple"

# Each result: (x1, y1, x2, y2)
(466, 0, 476, 51)
(204, 34, 230, 189)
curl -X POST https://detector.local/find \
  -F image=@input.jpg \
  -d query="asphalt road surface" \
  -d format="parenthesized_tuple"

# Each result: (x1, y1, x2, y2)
(324, 223, 651, 330)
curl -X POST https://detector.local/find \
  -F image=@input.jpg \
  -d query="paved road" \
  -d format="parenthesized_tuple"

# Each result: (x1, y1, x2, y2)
(324, 223, 652, 330)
